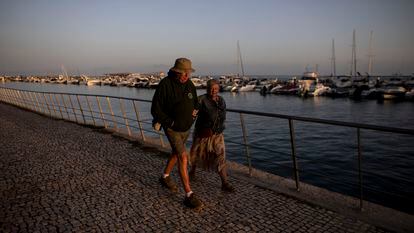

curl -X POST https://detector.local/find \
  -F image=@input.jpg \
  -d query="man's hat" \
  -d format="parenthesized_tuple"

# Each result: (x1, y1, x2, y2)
(170, 58, 195, 73)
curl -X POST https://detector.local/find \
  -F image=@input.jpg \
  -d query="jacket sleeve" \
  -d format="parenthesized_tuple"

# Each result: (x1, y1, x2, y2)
(222, 97, 226, 122)
(193, 87, 200, 110)
(151, 82, 174, 128)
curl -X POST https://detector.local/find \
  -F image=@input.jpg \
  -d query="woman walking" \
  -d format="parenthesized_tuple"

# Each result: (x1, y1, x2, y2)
(189, 79, 235, 192)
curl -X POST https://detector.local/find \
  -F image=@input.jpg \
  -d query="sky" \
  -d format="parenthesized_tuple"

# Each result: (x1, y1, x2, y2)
(0, 0, 413, 76)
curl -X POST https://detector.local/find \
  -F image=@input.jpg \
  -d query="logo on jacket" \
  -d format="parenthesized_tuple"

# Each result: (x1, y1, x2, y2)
(188, 93, 193, 99)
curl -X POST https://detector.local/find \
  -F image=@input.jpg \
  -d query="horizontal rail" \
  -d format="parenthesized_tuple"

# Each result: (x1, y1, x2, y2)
(226, 108, 414, 135)
(1, 86, 412, 135)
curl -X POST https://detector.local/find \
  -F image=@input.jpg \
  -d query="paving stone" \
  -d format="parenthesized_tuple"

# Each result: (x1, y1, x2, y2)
(0, 103, 394, 233)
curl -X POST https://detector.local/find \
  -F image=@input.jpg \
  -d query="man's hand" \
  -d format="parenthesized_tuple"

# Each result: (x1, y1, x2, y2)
(192, 109, 199, 119)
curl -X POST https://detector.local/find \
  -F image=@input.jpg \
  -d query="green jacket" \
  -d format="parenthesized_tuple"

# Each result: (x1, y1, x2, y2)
(151, 72, 199, 132)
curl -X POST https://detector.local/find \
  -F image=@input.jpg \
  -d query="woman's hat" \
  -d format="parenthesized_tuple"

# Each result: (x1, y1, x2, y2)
(170, 58, 195, 73)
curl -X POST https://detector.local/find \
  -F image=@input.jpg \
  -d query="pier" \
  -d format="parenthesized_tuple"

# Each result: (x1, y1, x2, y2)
(1, 88, 413, 232)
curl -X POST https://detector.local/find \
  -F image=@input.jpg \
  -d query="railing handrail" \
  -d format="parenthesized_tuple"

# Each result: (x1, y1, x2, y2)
(1, 86, 412, 136)
(226, 108, 414, 135)
(0, 86, 152, 103)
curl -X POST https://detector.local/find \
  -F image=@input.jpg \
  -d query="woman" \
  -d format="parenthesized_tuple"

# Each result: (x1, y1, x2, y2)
(189, 79, 235, 192)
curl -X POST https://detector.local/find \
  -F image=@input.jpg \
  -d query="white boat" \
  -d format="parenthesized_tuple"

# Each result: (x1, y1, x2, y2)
(381, 86, 407, 100)
(386, 76, 403, 86)
(81, 75, 101, 86)
(239, 81, 257, 92)
(312, 84, 331, 96)
(405, 89, 414, 100)
(239, 84, 256, 92)
(333, 76, 352, 88)
(191, 78, 203, 89)
(86, 79, 101, 86)
(136, 77, 149, 88)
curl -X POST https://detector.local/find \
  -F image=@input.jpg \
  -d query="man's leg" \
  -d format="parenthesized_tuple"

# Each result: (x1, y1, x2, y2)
(179, 150, 203, 208)
(163, 153, 178, 175)
(177, 151, 191, 193)
(159, 153, 179, 192)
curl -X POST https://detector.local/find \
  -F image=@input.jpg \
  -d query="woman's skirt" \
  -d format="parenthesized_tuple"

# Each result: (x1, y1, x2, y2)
(190, 133, 226, 172)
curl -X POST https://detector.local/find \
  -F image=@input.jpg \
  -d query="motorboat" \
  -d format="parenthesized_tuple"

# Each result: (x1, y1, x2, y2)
(298, 71, 318, 96)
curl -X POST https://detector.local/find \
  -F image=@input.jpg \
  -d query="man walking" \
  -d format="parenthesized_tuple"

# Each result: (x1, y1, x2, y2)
(151, 57, 202, 209)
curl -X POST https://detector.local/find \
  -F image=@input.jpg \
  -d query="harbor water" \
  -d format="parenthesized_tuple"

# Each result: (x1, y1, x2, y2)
(2, 82, 413, 214)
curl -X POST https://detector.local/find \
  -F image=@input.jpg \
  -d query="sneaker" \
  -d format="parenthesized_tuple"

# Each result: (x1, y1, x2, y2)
(159, 176, 178, 192)
(221, 182, 235, 193)
(183, 193, 203, 209)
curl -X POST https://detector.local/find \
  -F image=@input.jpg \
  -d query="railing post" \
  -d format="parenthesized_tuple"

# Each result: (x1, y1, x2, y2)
(60, 94, 71, 120)
(132, 100, 146, 141)
(16, 91, 25, 109)
(24, 91, 34, 111)
(48, 94, 58, 117)
(68, 95, 79, 123)
(29, 92, 40, 113)
(119, 98, 131, 136)
(21, 91, 31, 110)
(76, 95, 86, 124)
(20, 91, 30, 110)
(17, 90, 26, 108)
(54, 94, 64, 119)
(11, 89, 19, 106)
(357, 128, 363, 211)
(34, 93, 45, 114)
(42, 93, 52, 116)
(288, 119, 300, 191)
(96, 96, 107, 128)
(9, 89, 17, 106)
(106, 97, 117, 130)
(9, 89, 18, 106)
(5, 89, 11, 104)
(86, 96, 96, 126)
(240, 113, 252, 176)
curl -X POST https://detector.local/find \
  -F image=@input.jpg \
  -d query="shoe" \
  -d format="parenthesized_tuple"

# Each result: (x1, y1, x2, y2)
(159, 176, 178, 192)
(183, 193, 203, 209)
(221, 182, 235, 193)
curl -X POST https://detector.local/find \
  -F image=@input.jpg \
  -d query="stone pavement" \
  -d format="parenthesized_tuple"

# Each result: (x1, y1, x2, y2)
(0, 103, 392, 233)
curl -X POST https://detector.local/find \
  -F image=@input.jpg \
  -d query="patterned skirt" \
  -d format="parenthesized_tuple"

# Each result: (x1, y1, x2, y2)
(190, 133, 226, 172)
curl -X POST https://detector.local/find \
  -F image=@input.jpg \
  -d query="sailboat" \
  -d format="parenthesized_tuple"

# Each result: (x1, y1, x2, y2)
(232, 40, 255, 92)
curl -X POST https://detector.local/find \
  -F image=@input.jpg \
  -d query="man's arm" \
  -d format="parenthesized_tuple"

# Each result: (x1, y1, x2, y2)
(151, 83, 174, 128)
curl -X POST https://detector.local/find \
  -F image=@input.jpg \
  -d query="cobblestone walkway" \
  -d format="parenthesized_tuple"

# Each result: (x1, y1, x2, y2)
(0, 103, 391, 233)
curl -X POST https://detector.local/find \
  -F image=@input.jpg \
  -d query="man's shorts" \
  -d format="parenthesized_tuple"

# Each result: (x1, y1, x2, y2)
(164, 128, 190, 156)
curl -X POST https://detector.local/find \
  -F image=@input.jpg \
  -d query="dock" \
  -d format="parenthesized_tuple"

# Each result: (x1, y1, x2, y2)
(0, 102, 412, 233)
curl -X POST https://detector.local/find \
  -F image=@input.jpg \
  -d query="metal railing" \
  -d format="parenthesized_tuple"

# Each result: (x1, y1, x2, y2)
(1, 86, 413, 211)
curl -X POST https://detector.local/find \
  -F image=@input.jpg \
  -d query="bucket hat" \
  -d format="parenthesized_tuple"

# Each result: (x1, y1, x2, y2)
(170, 58, 195, 73)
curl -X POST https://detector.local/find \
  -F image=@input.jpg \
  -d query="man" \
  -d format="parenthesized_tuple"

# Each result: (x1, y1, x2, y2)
(151, 57, 202, 209)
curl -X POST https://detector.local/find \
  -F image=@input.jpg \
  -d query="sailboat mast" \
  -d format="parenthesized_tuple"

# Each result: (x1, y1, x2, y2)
(61, 65, 69, 80)
(331, 38, 336, 77)
(368, 30, 374, 75)
(350, 29, 357, 76)
(237, 40, 245, 77)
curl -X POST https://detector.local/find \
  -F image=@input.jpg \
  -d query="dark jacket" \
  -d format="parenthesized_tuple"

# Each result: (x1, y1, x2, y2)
(151, 71, 199, 132)
(194, 94, 226, 134)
